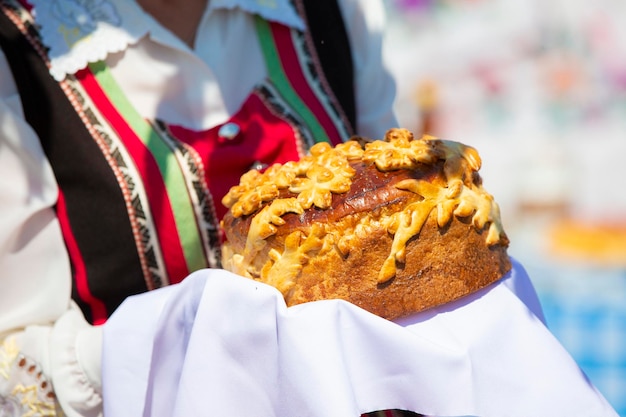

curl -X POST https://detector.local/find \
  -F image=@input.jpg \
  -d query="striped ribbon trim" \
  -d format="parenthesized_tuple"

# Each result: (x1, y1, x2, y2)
(80, 61, 210, 281)
(255, 17, 348, 147)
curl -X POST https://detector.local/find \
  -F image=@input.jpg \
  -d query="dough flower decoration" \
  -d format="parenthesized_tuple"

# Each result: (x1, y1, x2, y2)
(220, 128, 512, 320)
(224, 166, 295, 217)
(288, 142, 355, 210)
(289, 164, 353, 210)
(376, 136, 503, 283)
(263, 225, 326, 295)
(362, 129, 438, 171)
(224, 141, 358, 216)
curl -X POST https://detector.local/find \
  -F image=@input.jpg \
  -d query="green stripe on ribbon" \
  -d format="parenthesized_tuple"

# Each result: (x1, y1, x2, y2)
(89, 61, 207, 273)
(255, 16, 331, 144)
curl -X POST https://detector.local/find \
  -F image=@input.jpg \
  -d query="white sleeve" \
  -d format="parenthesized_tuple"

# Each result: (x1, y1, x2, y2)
(0, 49, 102, 417)
(339, 0, 399, 139)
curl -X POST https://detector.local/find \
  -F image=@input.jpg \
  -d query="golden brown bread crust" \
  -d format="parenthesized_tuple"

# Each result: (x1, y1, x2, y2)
(220, 129, 511, 320)
(291, 214, 510, 320)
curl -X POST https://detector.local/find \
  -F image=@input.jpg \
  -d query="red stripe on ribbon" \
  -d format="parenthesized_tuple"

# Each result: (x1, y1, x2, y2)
(57, 190, 108, 324)
(75, 68, 190, 283)
(270, 23, 343, 145)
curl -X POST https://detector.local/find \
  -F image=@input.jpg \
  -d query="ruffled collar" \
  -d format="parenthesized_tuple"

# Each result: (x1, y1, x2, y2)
(30, 0, 305, 81)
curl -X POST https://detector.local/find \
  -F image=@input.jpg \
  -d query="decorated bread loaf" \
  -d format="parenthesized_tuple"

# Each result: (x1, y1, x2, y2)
(221, 128, 511, 320)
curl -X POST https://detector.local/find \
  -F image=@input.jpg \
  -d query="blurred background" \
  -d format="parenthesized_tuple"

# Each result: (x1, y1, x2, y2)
(381, 0, 626, 413)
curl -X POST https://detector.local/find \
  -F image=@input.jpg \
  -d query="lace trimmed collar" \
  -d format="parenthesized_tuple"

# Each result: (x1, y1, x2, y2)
(30, 0, 305, 81)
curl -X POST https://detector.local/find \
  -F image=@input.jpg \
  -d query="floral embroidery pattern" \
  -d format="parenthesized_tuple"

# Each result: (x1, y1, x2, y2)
(0, 338, 58, 416)
(51, 0, 120, 47)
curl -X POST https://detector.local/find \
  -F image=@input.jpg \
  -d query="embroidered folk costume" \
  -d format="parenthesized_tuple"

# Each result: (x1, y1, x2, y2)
(0, 0, 398, 415)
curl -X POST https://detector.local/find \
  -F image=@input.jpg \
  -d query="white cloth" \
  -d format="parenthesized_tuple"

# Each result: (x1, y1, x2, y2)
(0, 1, 397, 416)
(102, 258, 618, 417)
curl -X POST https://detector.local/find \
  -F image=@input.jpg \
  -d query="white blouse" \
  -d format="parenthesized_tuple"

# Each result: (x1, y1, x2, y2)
(0, 0, 398, 416)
